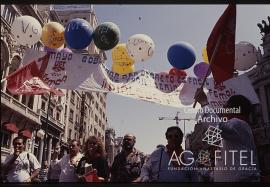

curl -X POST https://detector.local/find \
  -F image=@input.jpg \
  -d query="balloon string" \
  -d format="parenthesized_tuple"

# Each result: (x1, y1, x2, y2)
(193, 34, 223, 108)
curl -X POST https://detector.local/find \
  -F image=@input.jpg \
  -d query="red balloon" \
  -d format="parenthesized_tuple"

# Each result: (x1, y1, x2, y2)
(169, 68, 187, 77)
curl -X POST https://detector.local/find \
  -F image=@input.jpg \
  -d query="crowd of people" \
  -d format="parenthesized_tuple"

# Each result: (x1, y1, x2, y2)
(1, 90, 261, 182)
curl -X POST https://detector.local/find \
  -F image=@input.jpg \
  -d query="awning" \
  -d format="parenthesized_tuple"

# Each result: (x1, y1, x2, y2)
(3, 123, 19, 133)
(19, 129, 32, 138)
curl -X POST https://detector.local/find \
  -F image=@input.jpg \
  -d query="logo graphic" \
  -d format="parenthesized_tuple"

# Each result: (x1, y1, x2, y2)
(196, 150, 211, 167)
(202, 126, 223, 147)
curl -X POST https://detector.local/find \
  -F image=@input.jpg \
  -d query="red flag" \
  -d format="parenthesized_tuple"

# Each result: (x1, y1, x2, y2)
(6, 60, 64, 96)
(207, 4, 236, 83)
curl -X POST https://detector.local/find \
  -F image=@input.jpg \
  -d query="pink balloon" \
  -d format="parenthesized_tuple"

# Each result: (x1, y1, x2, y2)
(193, 62, 211, 79)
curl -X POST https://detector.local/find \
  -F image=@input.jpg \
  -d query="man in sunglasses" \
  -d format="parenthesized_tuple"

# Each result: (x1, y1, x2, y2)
(140, 126, 198, 182)
(58, 139, 83, 182)
(110, 133, 146, 182)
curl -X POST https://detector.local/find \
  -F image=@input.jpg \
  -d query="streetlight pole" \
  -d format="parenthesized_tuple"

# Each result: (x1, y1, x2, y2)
(158, 112, 195, 148)
(42, 92, 52, 166)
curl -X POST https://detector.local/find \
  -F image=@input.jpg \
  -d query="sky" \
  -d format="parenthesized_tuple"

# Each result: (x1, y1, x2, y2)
(94, 4, 270, 154)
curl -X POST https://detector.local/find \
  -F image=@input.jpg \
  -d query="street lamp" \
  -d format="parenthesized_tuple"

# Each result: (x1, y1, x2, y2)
(37, 129, 45, 139)
(41, 92, 52, 166)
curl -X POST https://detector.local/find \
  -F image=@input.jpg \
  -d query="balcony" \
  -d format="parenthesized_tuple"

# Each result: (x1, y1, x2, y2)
(38, 109, 64, 130)
(1, 91, 41, 125)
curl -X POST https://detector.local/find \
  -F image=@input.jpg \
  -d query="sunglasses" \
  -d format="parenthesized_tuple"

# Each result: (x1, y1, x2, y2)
(123, 138, 133, 142)
(167, 134, 181, 139)
(69, 144, 77, 148)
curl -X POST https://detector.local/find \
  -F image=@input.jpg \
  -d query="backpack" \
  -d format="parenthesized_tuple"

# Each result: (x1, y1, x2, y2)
(26, 153, 41, 183)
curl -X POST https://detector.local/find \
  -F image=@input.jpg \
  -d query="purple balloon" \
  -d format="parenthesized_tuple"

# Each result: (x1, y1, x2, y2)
(193, 62, 211, 79)
(60, 48, 72, 53)
(44, 46, 62, 53)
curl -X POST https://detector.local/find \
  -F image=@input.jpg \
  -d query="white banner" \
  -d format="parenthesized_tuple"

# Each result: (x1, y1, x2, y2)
(23, 49, 103, 90)
(22, 49, 259, 108)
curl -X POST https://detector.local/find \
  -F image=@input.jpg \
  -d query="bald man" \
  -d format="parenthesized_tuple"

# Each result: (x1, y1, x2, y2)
(110, 134, 146, 182)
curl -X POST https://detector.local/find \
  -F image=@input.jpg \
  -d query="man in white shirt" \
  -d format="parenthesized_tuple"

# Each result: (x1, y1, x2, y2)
(2, 136, 41, 182)
(194, 89, 260, 182)
(58, 139, 83, 182)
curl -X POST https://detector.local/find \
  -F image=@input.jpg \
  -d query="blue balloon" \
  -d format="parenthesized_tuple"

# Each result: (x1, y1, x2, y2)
(167, 42, 196, 70)
(64, 18, 93, 50)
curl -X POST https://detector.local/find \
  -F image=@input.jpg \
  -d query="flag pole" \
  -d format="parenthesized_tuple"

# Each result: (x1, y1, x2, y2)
(193, 34, 223, 108)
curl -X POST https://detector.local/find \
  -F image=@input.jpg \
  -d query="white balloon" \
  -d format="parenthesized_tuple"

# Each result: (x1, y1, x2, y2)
(126, 34, 155, 62)
(235, 41, 257, 71)
(11, 16, 42, 46)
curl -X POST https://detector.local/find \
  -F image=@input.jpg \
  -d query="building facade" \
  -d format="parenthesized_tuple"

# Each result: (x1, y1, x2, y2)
(1, 4, 108, 164)
(51, 4, 108, 146)
(245, 18, 270, 178)
(105, 127, 116, 166)
(114, 136, 123, 155)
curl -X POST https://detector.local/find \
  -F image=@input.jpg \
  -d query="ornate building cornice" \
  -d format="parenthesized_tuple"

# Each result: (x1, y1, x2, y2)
(1, 17, 27, 58)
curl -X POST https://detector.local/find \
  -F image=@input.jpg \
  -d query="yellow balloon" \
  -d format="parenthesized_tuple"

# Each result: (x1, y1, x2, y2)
(41, 22, 65, 49)
(112, 63, 135, 75)
(112, 43, 135, 65)
(202, 47, 209, 64)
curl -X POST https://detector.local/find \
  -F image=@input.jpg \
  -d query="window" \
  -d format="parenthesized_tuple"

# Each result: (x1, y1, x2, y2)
(1, 130, 11, 148)
(95, 102, 98, 110)
(76, 115, 79, 123)
(69, 129, 72, 139)
(84, 106, 88, 117)
(56, 112, 60, 121)
(48, 107, 53, 117)
(98, 132, 101, 138)
(95, 114, 98, 123)
(77, 99, 80, 109)
(58, 97, 61, 103)
(64, 105, 67, 117)
(94, 128, 97, 135)
(99, 120, 101, 127)
(69, 109, 74, 122)
(99, 108, 102, 115)
(27, 96, 34, 109)
(71, 91, 75, 103)
(41, 101, 46, 110)
(22, 95, 28, 105)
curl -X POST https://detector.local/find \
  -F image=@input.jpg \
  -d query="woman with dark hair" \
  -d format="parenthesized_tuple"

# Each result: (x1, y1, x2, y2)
(76, 136, 109, 182)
